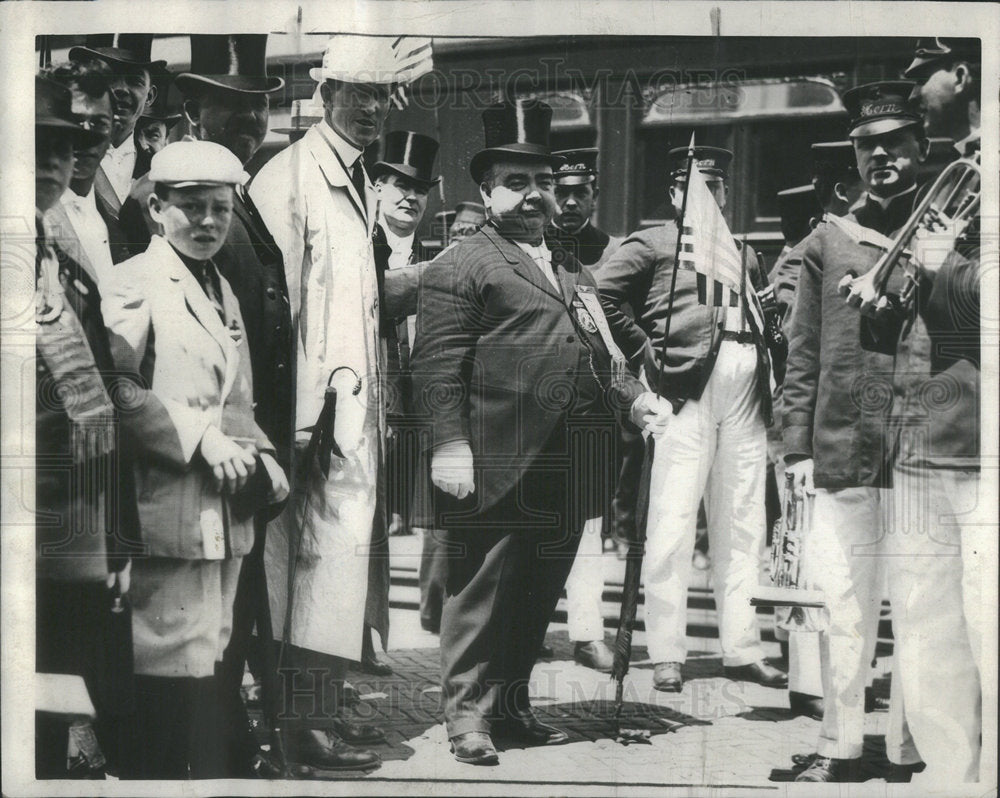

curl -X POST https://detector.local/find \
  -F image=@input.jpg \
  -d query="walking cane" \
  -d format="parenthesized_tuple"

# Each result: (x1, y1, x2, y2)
(610, 134, 697, 745)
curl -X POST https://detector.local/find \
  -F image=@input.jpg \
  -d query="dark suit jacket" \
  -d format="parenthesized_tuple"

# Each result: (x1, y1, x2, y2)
(215, 191, 294, 473)
(596, 221, 773, 424)
(782, 193, 914, 489)
(409, 224, 645, 519)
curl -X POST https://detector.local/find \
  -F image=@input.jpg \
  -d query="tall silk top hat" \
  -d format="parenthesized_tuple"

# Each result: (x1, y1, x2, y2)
(372, 131, 441, 187)
(69, 33, 167, 72)
(309, 35, 433, 85)
(470, 98, 565, 183)
(841, 81, 922, 138)
(553, 147, 599, 186)
(175, 34, 284, 97)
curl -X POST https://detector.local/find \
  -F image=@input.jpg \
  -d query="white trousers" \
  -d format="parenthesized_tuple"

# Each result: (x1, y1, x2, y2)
(643, 341, 767, 666)
(887, 466, 986, 784)
(565, 517, 606, 642)
(803, 487, 886, 760)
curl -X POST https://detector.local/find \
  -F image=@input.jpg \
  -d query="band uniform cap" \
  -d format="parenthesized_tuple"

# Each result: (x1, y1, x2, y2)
(69, 33, 166, 73)
(777, 184, 821, 230)
(174, 34, 284, 98)
(139, 66, 182, 129)
(271, 97, 324, 135)
(668, 145, 732, 181)
(810, 140, 857, 178)
(310, 34, 414, 85)
(553, 147, 599, 186)
(372, 130, 441, 186)
(35, 75, 105, 147)
(469, 99, 565, 183)
(148, 140, 245, 187)
(842, 81, 922, 138)
(904, 37, 981, 81)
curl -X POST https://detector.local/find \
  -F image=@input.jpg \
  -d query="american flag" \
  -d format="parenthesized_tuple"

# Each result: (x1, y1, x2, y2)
(676, 149, 764, 332)
(391, 37, 434, 109)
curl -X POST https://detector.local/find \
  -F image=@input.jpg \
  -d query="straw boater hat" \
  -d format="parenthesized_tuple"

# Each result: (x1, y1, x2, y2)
(309, 34, 431, 85)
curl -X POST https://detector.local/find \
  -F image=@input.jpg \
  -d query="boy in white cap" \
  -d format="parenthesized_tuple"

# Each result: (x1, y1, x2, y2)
(101, 140, 288, 779)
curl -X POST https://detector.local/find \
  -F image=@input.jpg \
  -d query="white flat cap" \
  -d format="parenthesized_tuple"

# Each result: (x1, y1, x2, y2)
(309, 35, 433, 85)
(148, 140, 246, 188)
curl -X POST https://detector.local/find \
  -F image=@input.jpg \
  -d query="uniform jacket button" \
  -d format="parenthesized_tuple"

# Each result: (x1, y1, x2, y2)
(266, 287, 277, 300)
(565, 366, 574, 375)
(566, 334, 575, 343)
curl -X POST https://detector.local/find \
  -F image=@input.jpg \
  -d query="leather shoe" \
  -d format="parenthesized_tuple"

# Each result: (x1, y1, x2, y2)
(724, 660, 788, 688)
(794, 755, 862, 782)
(573, 640, 614, 673)
(450, 732, 499, 765)
(493, 711, 569, 746)
(283, 728, 381, 772)
(358, 654, 393, 676)
(789, 691, 824, 720)
(653, 661, 683, 692)
(887, 761, 926, 782)
(330, 718, 386, 745)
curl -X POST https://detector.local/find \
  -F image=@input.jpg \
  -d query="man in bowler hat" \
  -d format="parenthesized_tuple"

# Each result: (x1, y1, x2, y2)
(409, 98, 672, 765)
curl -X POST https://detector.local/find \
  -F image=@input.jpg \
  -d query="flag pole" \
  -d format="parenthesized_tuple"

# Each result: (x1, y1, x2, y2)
(609, 132, 697, 745)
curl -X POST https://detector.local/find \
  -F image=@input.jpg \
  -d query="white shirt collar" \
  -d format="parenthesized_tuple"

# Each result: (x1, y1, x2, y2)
(61, 185, 97, 210)
(318, 119, 364, 171)
(106, 135, 136, 162)
(380, 221, 415, 255)
(954, 127, 980, 157)
(514, 239, 552, 262)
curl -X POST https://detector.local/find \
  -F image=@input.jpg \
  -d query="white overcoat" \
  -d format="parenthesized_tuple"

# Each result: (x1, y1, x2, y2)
(251, 122, 385, 662)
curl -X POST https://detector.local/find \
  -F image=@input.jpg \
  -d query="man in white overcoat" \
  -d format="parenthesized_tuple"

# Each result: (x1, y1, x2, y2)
(250, 36, 419, 773)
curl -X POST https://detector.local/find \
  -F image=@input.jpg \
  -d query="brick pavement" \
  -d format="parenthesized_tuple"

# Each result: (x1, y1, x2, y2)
(247, 536, 905, 790)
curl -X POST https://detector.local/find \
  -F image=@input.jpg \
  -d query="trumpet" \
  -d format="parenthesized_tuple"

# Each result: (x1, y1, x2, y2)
(838, 157, 981, 317)
(750, 473, 825, 631)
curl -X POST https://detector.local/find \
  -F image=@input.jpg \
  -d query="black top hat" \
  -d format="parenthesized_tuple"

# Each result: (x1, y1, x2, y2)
(372, 131, 441, 187)
(904, 37, 981, 81)
(553, 147, 599, 186)
(175, 34, 284, 97)
(842, 81, 922, 138)
(777, 184, 822, 238)
(69, 34, 166, 73)
(139, 67, 182, 129)
(35, 75, 104, 146)
(469, 99, 564, 183)
(811, 141, 858, 180)
(667, 145, 732, 180)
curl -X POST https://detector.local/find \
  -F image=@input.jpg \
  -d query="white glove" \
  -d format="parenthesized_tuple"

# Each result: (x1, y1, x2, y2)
(431, 440, 475, 499)
(786, 457, 815, 492)
(629, 391, 674, 437)
(259, 452, 290, 504)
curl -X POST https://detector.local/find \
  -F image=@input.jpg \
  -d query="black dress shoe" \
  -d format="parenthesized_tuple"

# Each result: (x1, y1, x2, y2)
(789, 691, 824, 720)
(450, 732, 499, 765)
(724, 660, 788, 688)
(887, 761, 925, 782)
(330, 718, 386, 745)
(794, 755, 862, 782)
(652, 661, 683, 692)
(359, 631, 394, 676)
(573, 640, 614, 672)
(493, 711, 569, 746)
(283, 728, 381, 772)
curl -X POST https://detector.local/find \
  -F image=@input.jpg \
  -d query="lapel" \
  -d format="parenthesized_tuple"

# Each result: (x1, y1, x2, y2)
(45, 200, 98, 285)
(481, 224, 566, 305)
(154, 237, 238, 400)
(93, 166, 121, 220)
(304, 124, 374, 235)
(234, 189, 282, 262)
(548, 236, 580, 309)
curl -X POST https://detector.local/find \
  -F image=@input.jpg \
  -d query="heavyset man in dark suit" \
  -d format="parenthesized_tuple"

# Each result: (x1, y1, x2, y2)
(410, 99, 671, 766)
(845, 38, 986, 786)
(169, 34, 294, 777)
(784, 82, 928, 783)
(598, 146, 786, 695)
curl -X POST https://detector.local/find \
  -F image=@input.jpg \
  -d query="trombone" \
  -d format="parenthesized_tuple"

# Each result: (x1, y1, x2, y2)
(838, 157, 981, 317)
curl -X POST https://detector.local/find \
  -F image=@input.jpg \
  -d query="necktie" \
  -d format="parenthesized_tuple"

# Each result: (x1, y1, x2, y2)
(199, 260, 226, 322)
(350, 160, 367, 203)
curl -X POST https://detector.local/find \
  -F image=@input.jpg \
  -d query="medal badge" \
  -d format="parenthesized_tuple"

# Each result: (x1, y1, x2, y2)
(575, 302, 599, 334)
(228, 318, 243, 344)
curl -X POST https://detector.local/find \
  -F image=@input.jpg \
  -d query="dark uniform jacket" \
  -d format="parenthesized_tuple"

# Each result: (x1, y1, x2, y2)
(409, 224, 646, 519)
(782, 192, 914, 489)
(547, 221, 622, 268)
(596, 222, 773, 424)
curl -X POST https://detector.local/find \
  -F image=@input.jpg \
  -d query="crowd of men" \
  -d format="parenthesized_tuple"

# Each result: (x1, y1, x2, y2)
(33, 32, 985, 786)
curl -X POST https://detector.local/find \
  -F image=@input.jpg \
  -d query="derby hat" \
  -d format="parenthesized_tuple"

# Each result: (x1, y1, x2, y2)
(372, 130, 440, 187)
(175, 34, 284, 97)
(139, 67, 182, 129)
(469, 99, 564, 183)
